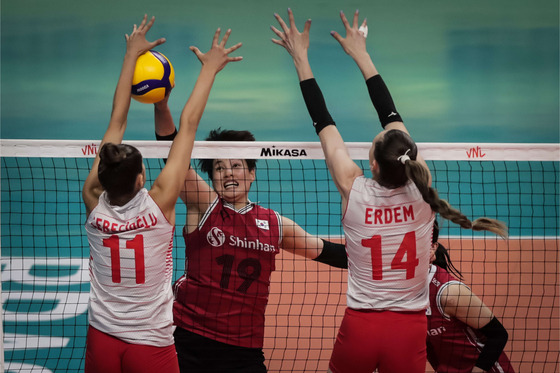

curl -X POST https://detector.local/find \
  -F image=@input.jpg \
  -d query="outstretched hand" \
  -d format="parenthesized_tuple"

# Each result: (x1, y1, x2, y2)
(271, 8, 311, 61)
(331, 10, 368, 58)
(190, 28, 243, 73)
(125, 14, 166, 57)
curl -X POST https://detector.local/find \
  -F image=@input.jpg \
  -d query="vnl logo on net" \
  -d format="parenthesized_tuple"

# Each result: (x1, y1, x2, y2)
(2, 257, 90, 372)
(466, 145, 487, 159)
(81, 143, 99, 156)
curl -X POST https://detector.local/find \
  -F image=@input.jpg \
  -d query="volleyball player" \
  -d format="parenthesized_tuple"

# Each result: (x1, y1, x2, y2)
(153, 130, 346, 372)
(153, 127, 347, 372)
(155, 95, 346, 373)
(428, 221, 514, 372)
(82, 15, 242, 373)
(271, 9, 508, 373)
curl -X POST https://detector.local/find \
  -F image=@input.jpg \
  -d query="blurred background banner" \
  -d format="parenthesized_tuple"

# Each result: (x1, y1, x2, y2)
(1, 0, 558, 143)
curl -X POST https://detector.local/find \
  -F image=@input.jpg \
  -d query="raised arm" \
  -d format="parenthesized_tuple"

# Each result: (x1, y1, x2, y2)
(271, 9, 362, 206)
(149, 28, 242, 223)
(153, 80, 216, 228)
(331, 10, 399, 128)
(82, 15, 165, 216)
(441, 284, 509, 372)
(331, 10, 431, 184)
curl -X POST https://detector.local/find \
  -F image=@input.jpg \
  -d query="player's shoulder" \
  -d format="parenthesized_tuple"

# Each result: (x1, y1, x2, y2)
(432, 266, 461, 288)
(252, 203, 282, 226)
(247, 201, 277, 217)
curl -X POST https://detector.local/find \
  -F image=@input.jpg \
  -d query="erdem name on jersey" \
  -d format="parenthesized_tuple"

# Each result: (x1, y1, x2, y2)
(364, 205, 415, 225)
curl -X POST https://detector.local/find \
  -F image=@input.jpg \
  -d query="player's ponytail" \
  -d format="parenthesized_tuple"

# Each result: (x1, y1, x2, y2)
(373, 129, 418, 188)
(374, 130, 508, 239)
(405, 154, 508, 239)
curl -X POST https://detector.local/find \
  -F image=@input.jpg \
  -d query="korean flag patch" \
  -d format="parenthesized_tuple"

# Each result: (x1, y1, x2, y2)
(256, 219, 269, 230)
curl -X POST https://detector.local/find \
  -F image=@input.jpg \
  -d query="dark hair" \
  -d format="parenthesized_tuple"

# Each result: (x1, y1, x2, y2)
(431, 220, 463, 279)
(374, 129, 418, 188)
(374, 129, 508, 238)
(199, 128, 257, 180)
(98, 143, 143, 198)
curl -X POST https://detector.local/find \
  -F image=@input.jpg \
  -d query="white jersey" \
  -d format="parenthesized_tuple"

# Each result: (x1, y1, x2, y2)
(342, 176, 434, 311)
(85, 188, 175, 347)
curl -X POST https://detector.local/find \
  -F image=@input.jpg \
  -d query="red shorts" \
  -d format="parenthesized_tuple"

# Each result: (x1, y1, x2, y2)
(84, 326, 179, 373)
(329, 308, 427, 373)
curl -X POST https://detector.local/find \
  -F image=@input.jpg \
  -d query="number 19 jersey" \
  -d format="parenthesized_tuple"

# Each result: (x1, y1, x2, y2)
(342, 176, 434, 311)
(173, 198, 281, 348)
(85, 188, 175, 347)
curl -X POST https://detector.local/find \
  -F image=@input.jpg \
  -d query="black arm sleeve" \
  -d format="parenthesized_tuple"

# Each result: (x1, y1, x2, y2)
(155, 129, 177, 164)
(474, 316, 509, 371)
(312, 239, 348, 269)
(365, 75, 403, 128)
(299, 78, 336, 135)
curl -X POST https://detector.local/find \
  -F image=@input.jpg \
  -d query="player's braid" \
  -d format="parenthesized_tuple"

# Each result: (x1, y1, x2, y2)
(406, 161, 471, 227)
(431, 197, 472, 229)
(471, 218, 508, 238)
(406, 160, 508, 238)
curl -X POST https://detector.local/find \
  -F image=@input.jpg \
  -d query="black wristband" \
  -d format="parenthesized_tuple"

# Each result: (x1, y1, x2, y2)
(475, 317, 509, 371)
(365, 75, 403, 128)
(299, 78, 336, 135)
(313, 239, 348, 269)
(155, 129, 178, 141)
(155, 129, 177, 163)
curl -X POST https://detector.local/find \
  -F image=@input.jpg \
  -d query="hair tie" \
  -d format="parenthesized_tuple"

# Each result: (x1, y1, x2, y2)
(397, 149, 411, 164)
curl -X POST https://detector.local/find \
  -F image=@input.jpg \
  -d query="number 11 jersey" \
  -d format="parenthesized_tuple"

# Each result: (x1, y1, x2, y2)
(85, 188, 175, 347)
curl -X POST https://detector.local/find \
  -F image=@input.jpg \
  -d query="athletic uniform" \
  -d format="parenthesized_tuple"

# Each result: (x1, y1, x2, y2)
(173, 197, 281, 372)
(329, 176, 434, 373)
(84, 188, 178, 373)
(426, 265, 515, 373)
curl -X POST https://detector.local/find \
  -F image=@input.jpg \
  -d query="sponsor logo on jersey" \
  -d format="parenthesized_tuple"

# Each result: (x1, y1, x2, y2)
(207, 226, 277, 252)
(229, 235, 277, 252)
(427, 326, 446, 336)
(207, 227, 226, 247)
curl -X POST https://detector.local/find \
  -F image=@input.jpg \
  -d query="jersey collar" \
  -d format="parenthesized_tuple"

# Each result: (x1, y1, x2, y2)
(222, 199, 256, 214)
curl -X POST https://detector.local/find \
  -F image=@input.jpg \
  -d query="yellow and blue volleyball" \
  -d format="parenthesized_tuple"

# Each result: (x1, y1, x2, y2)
(131, 50, 175, 104)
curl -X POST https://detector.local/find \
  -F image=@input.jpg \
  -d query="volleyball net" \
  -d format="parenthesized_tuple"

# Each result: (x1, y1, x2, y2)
(1, 139, 559, 372)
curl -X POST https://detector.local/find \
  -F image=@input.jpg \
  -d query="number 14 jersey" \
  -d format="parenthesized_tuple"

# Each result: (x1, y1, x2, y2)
(343, 176, 434, 311)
